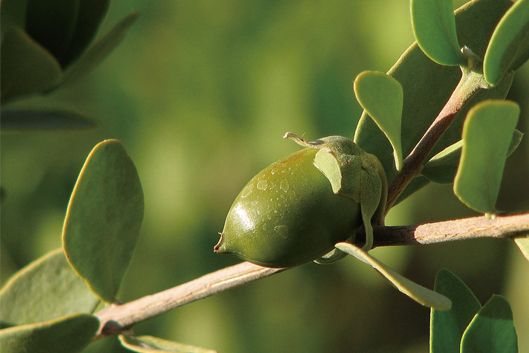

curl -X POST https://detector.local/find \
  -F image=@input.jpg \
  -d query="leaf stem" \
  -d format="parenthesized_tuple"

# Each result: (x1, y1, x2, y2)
(94, 212, 529, 338)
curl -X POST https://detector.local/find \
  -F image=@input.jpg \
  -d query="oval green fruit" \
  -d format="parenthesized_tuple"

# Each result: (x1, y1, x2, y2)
(215, 135, 372, 268)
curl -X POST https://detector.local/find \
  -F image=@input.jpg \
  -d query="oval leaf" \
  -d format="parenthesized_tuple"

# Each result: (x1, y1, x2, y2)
(411, 0, 465, 66)
(484, 0, 529, 86)
(354, 0, 514, 204)
(1, 108, 96, 131)
(336, 242, 452, 310)
(24, 0, 80, 66)
(422, 129, 523, 184)
(60, 0, 111, 68)
(454, 100, 520, 214)
(119, 335, 217, 353)
(0, 248, 99, 327)
(461, 295, 518, 353)
(0, 313, 99, 353)
(63, 140, 144, 303)
(1, 28, 62, 103)
(430, 269, 482, 353)
(353, 71, 403, 171)
(59, 12, 139, 89)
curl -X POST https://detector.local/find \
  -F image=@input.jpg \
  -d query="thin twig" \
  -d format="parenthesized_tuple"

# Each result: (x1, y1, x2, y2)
(94, 212, 529, 338)
(385, 67, 486, 212)
(95, 262, 285, 338)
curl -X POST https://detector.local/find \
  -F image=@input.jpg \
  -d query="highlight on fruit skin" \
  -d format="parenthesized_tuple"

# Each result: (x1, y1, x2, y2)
(215, 133, 387, 268)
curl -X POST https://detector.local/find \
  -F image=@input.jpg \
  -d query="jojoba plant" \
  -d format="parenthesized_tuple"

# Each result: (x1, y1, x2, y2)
(215, 133, 387, 267)
(1, 0, 529, 352)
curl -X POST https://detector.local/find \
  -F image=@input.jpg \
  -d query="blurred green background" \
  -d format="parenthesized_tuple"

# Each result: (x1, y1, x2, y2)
(2, 0, 528, 352)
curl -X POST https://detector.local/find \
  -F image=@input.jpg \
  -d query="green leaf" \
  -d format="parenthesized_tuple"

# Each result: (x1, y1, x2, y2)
(60, 0, 111, 68)
(0, 313, 99, 353)
(353, 71, 403, 171)
(1, 109, 96, 131)
(119, 335, 218, 353)
(430, 269, 481, 353)
(0, 249, 99, 327)
(514, 234, 529, 262)
(411, 0, 466, 66)
(454, 100, 520, 214)
(461, 295, 518, 353)
(63, 140, 144, 303)
(354, 0, 514, 205)
(0, 28, 62, 104)
(336, 242, 452, 310)
(24, 0, 80, 66)
(422, 129, 523, 184)
(484, 0, 529, 86)
(59, 12, 139, 89)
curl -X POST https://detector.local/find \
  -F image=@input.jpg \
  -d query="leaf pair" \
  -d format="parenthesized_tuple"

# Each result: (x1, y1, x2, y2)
(355, 0, 524, 216)
(1, 140, 219, 352)
(0, 139, 144, 352)
(411, 0, 529, 85)
(0, 0, 138, 104)
(355, 0, 515, 205)
(0, 141, 143, 309)
(0, 249, 101, 353)
(431, 269, 518, 352)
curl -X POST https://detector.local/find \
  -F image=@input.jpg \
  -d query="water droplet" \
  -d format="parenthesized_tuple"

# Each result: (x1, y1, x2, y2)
(280, 179, 289, 193)
(257, 180, 268, 191)
(274, 225, 289, 238)
(241, 183, 254, 198)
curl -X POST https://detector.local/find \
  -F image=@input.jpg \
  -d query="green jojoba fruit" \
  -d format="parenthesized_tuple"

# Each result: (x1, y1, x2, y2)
(215, 133, 387, 268)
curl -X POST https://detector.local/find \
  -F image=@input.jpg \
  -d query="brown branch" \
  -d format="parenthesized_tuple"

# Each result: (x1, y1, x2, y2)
(95, 262, 285, 338)
(94, 212, 529, 338)
(368, 212, 529, 246)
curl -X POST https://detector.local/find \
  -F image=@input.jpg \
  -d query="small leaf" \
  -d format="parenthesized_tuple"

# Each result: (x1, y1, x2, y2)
(24, 0, 80, 66)
(422, 129, 523, 184)
(0, 248, 100, 327)
(59, 12, 139, 89)
(353, 71, 403, 171)
(1, 108, 96, 131)
(336, 242, 452, 310)
(484, 0, 529, 86)
(454, 100, 520, 214)
(461, 295, 518, 353)
(119, 335, 218, 353)
(0, 313, 99, 353)
(411, 0, 466, 66)
(63, 140, 144, 303)
(354, 0, 514, 204)
(430, 269, 481, 353)
(0, 28, 62, 103)
(60, 0, 111, 68)
(514, 234, 529, 262)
